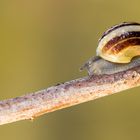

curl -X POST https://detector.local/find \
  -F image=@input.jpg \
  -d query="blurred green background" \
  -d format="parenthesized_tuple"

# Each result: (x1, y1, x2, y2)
(1, 0, 140, 140)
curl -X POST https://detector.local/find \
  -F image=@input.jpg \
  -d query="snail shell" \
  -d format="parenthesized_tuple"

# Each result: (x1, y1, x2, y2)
(97, 22, 140, 63)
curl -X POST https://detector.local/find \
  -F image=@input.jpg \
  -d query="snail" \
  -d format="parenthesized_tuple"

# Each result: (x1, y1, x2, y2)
(80, 22, 140, 75)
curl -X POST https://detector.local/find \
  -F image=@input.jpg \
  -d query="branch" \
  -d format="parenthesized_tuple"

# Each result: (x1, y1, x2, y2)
(0, 66, 140, 125)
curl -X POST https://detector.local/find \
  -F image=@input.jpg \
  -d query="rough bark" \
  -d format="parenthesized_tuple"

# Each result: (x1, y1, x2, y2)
(0, 66, 140, 125)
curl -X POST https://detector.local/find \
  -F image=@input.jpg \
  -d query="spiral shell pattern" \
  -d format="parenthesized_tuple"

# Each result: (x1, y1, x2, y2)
(97, 22, 140, 63)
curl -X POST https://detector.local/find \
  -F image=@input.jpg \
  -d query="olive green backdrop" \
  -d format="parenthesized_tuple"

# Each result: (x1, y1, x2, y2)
(1, 0, 140, 140)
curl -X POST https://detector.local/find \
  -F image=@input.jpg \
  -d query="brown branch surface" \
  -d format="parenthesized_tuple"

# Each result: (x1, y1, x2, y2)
(0, 67, 140, 125)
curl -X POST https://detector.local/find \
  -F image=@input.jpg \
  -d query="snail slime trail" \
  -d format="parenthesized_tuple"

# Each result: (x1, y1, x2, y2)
(81, 22, 140, 76)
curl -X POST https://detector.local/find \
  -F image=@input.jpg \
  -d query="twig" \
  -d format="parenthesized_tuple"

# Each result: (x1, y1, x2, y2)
(0, 66, 140, 125)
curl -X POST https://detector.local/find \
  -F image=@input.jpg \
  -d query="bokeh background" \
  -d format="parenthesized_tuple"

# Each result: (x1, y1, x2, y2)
(1, 0, 140, 140)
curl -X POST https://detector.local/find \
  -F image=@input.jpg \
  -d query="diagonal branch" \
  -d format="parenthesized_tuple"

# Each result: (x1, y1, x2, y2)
(0, 66, 140, 125)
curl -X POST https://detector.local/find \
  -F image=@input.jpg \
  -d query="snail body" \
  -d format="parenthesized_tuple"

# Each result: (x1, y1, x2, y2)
(81, 56, 140, 75)
(81, 22, 140, 75)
